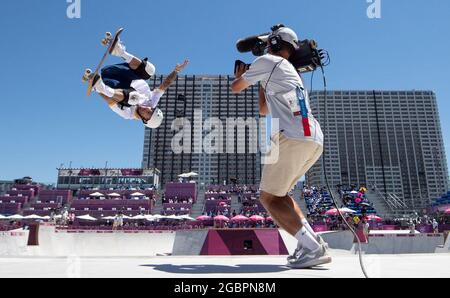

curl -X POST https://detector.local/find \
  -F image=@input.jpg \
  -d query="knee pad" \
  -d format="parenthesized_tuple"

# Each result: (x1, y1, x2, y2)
(134, 58, 156, 80)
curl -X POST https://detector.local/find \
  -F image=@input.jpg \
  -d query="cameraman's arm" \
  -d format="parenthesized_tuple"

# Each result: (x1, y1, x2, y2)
(259, 87, 269, 116)
(231, 63, 250, 94)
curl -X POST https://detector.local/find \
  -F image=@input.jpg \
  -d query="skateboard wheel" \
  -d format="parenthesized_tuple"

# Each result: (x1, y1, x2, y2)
(105, 32, 112, 38)
(101, 38, 109, 46)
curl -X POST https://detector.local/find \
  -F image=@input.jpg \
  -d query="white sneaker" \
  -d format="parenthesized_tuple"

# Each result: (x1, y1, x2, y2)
(111, 39, 126, 58)
(288, 244, 332, 269)
(287, 235, 329, 264)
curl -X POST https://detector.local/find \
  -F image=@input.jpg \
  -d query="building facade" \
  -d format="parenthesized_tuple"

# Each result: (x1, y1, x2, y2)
(306, 90, 449, 211)
(142, 75, 263, 186)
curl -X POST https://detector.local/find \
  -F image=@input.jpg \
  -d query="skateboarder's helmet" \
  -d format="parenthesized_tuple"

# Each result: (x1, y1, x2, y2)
(144, 108, 164, 129)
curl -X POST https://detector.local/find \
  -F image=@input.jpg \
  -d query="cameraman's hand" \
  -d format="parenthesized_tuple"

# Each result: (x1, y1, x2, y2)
(235, 63, 247, 79)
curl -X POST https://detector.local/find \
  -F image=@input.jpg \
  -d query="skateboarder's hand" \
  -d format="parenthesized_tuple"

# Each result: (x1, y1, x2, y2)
(175, 60, 189, 73)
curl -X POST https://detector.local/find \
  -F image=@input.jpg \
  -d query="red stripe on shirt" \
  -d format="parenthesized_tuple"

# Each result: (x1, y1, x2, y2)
(302, 118, 312, 137)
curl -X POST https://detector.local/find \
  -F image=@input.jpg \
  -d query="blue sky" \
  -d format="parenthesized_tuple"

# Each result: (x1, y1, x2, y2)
(0, 0, 449, 184)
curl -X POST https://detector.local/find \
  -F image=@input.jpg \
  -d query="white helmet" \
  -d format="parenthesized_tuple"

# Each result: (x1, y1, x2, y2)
(144, 108, 164, 129)
(269, 27, 299, 50)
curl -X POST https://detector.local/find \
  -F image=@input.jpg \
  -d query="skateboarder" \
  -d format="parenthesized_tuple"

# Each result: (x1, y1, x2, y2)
(89, 37, 189, 129)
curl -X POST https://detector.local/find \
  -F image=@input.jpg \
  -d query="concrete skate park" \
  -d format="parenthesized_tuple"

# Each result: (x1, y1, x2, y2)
(1, 224, 449, 278)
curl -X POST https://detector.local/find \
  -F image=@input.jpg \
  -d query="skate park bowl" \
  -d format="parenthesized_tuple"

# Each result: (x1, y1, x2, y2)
(0, 223, 449, 257)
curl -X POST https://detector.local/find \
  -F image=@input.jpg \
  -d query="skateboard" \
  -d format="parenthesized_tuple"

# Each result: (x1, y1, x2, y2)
(82, 28, 124, 96)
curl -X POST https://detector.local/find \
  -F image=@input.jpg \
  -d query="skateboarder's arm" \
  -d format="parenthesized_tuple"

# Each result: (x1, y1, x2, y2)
(157, 60, 189, 92)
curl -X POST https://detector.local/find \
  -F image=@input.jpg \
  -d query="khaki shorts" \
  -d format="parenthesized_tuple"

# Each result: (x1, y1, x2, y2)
(260, 134, 323, 197)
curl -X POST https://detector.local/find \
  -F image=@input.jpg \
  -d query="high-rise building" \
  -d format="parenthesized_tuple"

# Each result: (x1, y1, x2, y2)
(142, 75, 263, 186)
(307, 90, 449, 211)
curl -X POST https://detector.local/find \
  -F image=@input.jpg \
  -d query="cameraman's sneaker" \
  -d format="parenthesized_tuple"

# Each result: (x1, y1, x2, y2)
(288, 244, 332, 269)
(287, 235, 329, 264)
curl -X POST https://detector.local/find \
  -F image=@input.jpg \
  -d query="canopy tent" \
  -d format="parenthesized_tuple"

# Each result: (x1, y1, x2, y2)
(89, 192, 104, 197)
(24, 215, 44, 220)
(6, 215, 24, 220)
(107, 193, 121, 197)
(178, 172, 199, 178)
(76, 215, 98, 221)
(130, 192, 145, 197)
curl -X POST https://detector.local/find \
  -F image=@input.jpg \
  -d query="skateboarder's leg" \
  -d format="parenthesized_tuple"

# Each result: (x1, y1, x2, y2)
(94, 63, 143, 104)
(112, 40, 156, 80)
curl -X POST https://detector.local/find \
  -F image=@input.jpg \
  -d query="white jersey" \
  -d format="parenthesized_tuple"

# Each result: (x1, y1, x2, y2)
(109, 79, 165, 120)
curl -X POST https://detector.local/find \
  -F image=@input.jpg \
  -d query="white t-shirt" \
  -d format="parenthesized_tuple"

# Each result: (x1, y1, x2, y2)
(110, 79, 165, 120)
(242, 54, 323, 145)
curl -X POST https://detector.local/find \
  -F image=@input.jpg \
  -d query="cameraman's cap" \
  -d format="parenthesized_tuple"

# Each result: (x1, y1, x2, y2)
(270, 27, 299, 50)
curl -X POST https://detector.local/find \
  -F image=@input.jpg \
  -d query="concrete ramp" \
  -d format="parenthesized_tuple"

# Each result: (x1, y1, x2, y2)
(172, 230, 209, 255)
(0, 229, 29, 256)
(436, 233, 450, 253)
(0, 224, 176, 257)
(319, 230, 444, 254)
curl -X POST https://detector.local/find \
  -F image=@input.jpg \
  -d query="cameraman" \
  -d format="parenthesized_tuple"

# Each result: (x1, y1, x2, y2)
(231, 26, 330, 269)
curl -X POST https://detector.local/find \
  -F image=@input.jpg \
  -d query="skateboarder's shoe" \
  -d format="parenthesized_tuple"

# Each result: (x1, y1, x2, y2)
(111, 39, 127, 58)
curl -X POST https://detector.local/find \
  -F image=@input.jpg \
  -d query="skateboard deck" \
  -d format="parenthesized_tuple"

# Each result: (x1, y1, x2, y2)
(84, 28, 124, 97)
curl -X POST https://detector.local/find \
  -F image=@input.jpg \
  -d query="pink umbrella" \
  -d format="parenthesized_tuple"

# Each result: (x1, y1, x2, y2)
(231, 215, 249, 222)
(365, 215, 383, 222)
(196, 215, 212, 221)
(266, 217, 274, 222)
(249, 215, 265, 221)
(214, 215, 230, 222)
(445, 209, 450, 215)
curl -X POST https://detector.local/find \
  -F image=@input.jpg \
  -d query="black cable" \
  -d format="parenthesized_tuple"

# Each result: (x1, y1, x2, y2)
(318, 63, 369, 279)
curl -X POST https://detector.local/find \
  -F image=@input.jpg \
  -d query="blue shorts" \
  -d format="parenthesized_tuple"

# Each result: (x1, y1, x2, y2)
(101, 63, 142, 89)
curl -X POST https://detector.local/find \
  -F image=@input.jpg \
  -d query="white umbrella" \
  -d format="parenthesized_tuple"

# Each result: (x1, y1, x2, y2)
(131, 192, 144, 197)
(102, 216, 116, 220)
(178, 172, 199, 178)
(340, 208, 357, 213)
(131, 215, 147, 220)
(89, 192, 104, 197)
(41, 216, 51, 220)
(350, 191, 359, 194)
(0, 215, 6, 220)
(108, 193, 121, 197)
(7, 214, 24, 220)
(176, 214, 196, 221)
(24, 215, 44, 220)
(145, 215, 157, 222)
(76, 215, 97, 221)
